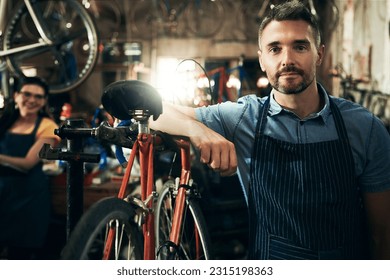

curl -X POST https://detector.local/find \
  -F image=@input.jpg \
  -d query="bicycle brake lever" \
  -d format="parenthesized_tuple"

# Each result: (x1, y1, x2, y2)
(93, 121, 134, 148)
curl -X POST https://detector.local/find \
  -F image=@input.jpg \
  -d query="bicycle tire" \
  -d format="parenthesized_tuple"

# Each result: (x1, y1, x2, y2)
(130, 0, 164, 39)
(61, 197, 143, 260)
(185, 0, 224, 38)
(3, 0, 99, 94)
(84, 0, 122, 41)
(237, 1, 265, 42)
(155, 179, 212, 260)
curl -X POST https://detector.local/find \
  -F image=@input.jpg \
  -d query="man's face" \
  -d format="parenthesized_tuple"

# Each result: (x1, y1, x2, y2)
(258, 20, 323, 95)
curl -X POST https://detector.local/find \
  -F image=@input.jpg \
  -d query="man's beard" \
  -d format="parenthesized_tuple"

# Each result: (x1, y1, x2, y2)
(271, 65, 313, 95)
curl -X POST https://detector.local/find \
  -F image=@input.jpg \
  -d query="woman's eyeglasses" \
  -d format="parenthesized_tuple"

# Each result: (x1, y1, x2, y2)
(19, 91, 46, 101)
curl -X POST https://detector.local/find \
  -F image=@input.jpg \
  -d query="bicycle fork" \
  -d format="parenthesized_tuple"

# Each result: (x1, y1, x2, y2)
(167, 139, 202, 259)
(103, 132, 157, 260)
(101, 104, 160, 259)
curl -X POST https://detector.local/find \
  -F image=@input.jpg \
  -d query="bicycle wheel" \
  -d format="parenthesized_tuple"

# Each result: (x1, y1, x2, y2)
(185, 0, 224, 37)
(61, 197, 143, 260)
(237, 1, 265, 42)
(3, 0, 99, 94)
(84, 0, 122, 41)
(130, 0, 164, 39)
(155, 179, 212, 259)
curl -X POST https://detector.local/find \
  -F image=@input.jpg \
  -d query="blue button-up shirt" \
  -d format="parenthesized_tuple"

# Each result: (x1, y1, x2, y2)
(195, 84, 390, 199)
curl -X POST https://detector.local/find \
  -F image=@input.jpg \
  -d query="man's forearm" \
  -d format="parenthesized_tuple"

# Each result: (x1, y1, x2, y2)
(150, 101, 237, 176)
(150, 102, 198, 136)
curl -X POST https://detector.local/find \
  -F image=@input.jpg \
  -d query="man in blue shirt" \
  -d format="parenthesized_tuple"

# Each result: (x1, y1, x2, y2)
(151, 0, 390, 259)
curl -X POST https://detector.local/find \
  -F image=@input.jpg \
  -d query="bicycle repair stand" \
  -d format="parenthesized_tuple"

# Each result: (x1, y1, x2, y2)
(39, 119, 100, 240)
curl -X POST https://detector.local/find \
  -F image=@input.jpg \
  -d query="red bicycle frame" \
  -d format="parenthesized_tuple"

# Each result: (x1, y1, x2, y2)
(102, 128, 196, 260)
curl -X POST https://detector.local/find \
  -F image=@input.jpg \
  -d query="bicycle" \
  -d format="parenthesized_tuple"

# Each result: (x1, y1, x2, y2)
(131, 0, 224, 39)
(330, 64, 390, 134)
(201, 60, 258, 104)
(0, 0, 99, 95)
(81, 0, 122, 41)
(42, 79, 212, 260)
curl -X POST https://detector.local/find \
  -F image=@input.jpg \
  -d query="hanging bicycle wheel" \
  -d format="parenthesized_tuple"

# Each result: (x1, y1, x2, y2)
(155, 179, 212, 260)
(61, 197, 143, 260)
(3, 0, 99, 94)
(185, 0, 224, 37)
(83, 0, 122, 41)
(130, 0, 164, 39)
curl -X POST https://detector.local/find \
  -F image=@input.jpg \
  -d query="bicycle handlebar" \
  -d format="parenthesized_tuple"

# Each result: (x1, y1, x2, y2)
(55, 126, 93, 138)
(54, 119, 189, 150)
(55, 121, 134, 149)
(48, 119, 190, 167)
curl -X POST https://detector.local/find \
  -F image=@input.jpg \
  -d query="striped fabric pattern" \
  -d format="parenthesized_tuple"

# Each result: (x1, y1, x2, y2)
(248, 97, 367, 259)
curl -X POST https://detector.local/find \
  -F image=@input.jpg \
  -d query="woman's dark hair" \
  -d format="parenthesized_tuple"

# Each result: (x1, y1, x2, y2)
(258, 0, 322, 48)
(0, 76, 51, 137)
(16, 76, 50, 96)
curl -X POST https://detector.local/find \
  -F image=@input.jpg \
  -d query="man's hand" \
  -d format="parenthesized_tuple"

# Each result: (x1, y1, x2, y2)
(150, 101, 237, 176)
(190, 122, 237, 176)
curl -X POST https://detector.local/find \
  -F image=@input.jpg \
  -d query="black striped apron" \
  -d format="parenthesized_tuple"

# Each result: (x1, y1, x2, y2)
(248, 96, 368, 259)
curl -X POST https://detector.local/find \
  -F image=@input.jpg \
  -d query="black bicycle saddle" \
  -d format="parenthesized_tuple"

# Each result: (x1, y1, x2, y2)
(101, 80, 163, 121)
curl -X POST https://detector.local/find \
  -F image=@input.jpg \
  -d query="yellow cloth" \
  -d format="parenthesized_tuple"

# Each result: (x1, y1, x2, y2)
(36, 117, 59, 138)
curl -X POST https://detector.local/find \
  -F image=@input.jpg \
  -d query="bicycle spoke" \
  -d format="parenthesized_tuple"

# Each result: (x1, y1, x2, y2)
(155, 180, 211, 260)
(61, 198, 143, 260)
(186, 0, 224, 37)
(3, 0, 98, 93)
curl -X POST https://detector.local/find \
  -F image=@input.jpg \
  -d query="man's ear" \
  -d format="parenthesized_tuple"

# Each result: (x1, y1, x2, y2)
(258, 50, 265, 71)
(316, 44, 325, 66)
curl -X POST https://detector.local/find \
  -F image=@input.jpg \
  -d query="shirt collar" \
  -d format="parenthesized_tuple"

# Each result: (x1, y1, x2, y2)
(268, 83, 331, 123)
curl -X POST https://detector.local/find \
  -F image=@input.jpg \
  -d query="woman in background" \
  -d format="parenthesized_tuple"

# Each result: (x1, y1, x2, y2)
(0, 77, 59, 259)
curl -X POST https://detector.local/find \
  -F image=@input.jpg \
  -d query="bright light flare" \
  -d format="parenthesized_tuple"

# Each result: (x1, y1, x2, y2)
(156, 58, 201, 105)
(257, 76, 269, 88)
(226, 74, 241, 89)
